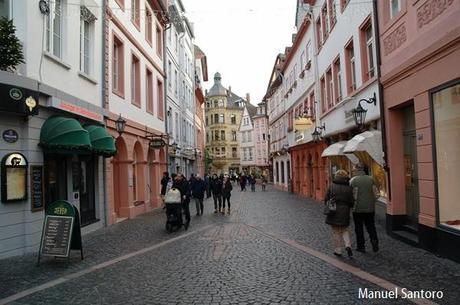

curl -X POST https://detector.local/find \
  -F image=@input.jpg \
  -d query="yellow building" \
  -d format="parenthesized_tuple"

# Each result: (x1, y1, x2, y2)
(205, 72, 255, 175)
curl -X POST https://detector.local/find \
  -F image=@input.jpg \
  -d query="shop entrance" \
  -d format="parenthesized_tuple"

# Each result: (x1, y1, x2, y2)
(403, 105, 420, 227)
(77, 156, 96, 226)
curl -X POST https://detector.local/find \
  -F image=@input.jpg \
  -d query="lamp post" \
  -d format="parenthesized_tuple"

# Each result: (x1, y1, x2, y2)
(115, 114, 126, 136)
(311, 123, 326, 142)
(352, 93, 377, 128)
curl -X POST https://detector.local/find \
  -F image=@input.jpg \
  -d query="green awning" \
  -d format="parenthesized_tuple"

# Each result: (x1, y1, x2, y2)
(39, 116, 92, 154)
(85, 125, 117, 157)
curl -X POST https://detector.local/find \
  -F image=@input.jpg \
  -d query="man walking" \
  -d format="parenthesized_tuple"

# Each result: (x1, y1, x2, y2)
(160, 172, 170, 202)
(172, 173, 191, 230)
(210, 174, 223, 213)
(192, 175, 206, 216)
(350, 163, 379, 252)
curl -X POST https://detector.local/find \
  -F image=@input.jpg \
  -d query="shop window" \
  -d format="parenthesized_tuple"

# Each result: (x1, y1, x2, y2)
(432, 81, 460, 231)
(353, 152, 388, 199)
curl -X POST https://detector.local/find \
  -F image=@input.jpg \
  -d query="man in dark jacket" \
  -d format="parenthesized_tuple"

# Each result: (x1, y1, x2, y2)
(172, 173, 191, 230)
(210, 174, 223, 213)
(350, 163, 379, 253)
(204, 174, 211, 198)
(325, 170, 354, 257)
(160, 172, 169, 199)
(192, 175, 206, 216)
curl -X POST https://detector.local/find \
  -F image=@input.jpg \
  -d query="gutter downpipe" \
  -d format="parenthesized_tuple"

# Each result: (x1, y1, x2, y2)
(101, 0, 108, 226)
(164, 14, 171, 174)
(372, 0, 391, 201)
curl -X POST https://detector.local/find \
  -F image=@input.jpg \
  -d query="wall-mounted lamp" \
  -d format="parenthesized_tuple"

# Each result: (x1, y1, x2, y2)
(352, 93, 376, 128)
(115, 114, 126, 136)
(311, 123, 326, 142)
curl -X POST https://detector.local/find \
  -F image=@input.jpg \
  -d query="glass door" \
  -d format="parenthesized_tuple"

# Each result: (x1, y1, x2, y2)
(79, 156, 96, 226)
(44, 154, 67, 209)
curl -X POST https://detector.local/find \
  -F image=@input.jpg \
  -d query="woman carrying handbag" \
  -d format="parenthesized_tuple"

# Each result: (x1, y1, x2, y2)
(324, 170, 354, 257)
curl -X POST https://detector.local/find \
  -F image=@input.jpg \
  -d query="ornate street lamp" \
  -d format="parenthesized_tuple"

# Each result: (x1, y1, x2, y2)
(352, 93, 376, 128)
(115, 114, 126, 136)
(311, 123, 326, 142)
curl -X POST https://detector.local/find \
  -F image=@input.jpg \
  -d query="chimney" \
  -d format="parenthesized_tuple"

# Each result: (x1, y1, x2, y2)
(205, 89, 208, 95)
(246, 93, 250, 102)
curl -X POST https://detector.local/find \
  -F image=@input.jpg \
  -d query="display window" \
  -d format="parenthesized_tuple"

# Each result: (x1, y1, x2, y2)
(432, 81, 460, 231)
(353, 151, 388, 199)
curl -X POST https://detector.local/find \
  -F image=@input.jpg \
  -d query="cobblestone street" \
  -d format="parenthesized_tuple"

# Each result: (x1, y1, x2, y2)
(1, 186, 459, 305)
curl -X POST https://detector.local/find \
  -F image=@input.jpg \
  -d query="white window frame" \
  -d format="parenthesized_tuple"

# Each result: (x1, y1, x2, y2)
(80, 6, 95, 76)
(390, 0, 401, 19)
(46, 0, 64, 59)
(366, 24, 375, 78)
(350, 48, 356, 91)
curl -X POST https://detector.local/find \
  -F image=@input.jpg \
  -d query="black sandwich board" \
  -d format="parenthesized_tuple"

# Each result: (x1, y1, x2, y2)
(37, 200, 83, 266)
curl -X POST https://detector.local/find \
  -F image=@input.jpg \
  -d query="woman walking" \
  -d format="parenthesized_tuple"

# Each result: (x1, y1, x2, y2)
(222, 176, 233, 215)
(324, 170, 354, 257)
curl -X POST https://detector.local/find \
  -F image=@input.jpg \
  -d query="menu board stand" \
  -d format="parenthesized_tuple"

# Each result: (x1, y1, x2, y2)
(37, 200, 83, 266)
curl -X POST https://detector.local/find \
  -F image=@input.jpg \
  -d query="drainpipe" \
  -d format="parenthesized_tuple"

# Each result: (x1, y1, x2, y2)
(101, 0, 108, 226)
(372, 0, 391, 201)
(164, 19, 171, 174)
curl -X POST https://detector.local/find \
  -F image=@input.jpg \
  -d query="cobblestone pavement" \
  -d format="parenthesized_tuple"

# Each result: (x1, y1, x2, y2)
(1, 185, 459, 304)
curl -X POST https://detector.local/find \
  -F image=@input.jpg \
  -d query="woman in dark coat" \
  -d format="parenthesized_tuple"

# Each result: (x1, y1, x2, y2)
(324, 169, 354, 257)
(222, 177, 233, 215)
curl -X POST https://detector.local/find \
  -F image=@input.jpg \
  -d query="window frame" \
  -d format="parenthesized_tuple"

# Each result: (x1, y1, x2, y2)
(130, 53, 141, 107)
(112, 32, 125, 97)
(146, 68, 154, 114)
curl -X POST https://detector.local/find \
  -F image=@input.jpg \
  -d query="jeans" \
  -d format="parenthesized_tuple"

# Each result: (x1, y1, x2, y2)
(222, 195, 231, 209)
(331, 225, 351, 254)
(352, 212, 378, 249)
(212, 193, 222, 210)
(195, 197, 204, 215)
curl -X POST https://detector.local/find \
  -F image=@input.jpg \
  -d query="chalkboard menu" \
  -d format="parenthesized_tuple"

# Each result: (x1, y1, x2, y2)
(30, 166, 44, 211)
(40, 215, 74, 257)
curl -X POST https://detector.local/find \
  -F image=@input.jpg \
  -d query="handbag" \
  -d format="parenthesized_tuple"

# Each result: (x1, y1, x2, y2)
(323, 184, 337, 215)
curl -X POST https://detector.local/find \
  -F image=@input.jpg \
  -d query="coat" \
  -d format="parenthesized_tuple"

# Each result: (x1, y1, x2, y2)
(350, 171, 376, 213)
(210, 177, 223, 195)
(324, 176, 354, 227)
(222, 180, 233, 198)
(191, 179, 206, 199)
(160, 176, 169, 196)
(172, 178, 190, 202)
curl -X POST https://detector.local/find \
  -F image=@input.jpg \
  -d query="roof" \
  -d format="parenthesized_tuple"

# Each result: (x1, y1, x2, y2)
(207, 72, 227, 97)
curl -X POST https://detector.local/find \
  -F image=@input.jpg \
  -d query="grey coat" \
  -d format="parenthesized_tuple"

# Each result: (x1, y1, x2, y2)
(324, 176, 354, 227)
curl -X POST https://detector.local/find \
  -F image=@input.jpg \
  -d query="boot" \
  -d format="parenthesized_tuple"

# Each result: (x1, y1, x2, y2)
(227, 208, 231, 215)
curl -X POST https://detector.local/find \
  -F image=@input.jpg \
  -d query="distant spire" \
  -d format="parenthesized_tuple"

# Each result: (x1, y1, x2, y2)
(214, 72, 222, 83)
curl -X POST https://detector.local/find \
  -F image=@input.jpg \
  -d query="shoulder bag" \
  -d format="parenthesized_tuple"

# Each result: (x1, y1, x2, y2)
(323, 184, 337, 215)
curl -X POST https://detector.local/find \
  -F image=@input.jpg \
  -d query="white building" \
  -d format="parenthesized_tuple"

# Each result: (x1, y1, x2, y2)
(238, 106, 256, 172)
(165, 0, 197, 177)
(0, 0, 109, 258)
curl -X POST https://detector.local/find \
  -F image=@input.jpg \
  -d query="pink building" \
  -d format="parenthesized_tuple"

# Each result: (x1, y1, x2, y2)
(252, 102, 270, 177)
(379, 0, 460, 262)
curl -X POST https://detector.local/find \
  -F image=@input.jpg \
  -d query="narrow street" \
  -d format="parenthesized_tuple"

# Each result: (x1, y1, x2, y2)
(1, 186, 458, 305)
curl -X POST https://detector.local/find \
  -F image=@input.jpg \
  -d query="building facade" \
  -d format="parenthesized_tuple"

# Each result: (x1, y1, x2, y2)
(105, 0, 168, 224)
(238, 106, 256, 173)
(194, 45, 208, 177)
(378, 0, 460, 262)
(252, 102, 270, 177)
(165, 0, 196, 177)
(205, 72, 253, 175)
(1, 0, 112, 258)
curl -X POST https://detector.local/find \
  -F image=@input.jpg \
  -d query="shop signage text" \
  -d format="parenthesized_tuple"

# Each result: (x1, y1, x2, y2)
(0, 84, 39, 116)
(2, 129, 19, 143)
(149, 138, 166, 149)
(58, 102, 103, 121)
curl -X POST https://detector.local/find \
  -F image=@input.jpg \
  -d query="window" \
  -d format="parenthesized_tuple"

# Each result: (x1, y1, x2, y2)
(0, 0, 10, 18)
(248, 131, 252, 142)
(46, 0, 63, 58)
(219, 114, 224, 124)
(320, 76, 326, 113)
(206, 132, 209, 143)
(131, 0, 140, 28)
(232, 131, 237, 141)
(390, 0, 401, 19)
(360, 20, 375, 82)
(433, 82, 460, 231)
(112, 34, 124, 95)
(214, 114, 218, 124)
(221, 130, 225, 141)
(145, 7, 152, 44)
(214, 131, 219, 141)
(175, 113, 179, 140)
(329, 0, 337, 27)
(232, 147, 237, 158)
(157, 79, 164, 119)
(326, 68, 333, 109)
(321, 3, 329, 41)
(262, 134, 266, 141)
(80, 7, 95, 75)
(333, 58, 342, 103)
(168, 107, 172, 134)
(221, 147, 226, 156)
(174, 70, 178, 96)
(146, 69, 153, 113)
(249, 149, 253, 160)
(205, 116, 208, 126)
(167, 61, 172, 90)
(316, 17, 322, 49)
(156, 25, 162, 57)
(341, 0, 350, 12)
(345, 39, 356, 94)
(231, 114, 236, 124)
(131, 54, 140, 106)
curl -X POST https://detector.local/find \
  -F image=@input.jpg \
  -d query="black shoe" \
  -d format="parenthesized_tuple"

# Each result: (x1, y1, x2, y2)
(371, 241, 379, 252)
(356, 248, 366, 253)
(346, 247, 353, 257)
(333, 252, 342, 257)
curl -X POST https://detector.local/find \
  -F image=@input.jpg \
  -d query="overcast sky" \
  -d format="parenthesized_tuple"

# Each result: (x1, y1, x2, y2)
(181, 0, 297, 105)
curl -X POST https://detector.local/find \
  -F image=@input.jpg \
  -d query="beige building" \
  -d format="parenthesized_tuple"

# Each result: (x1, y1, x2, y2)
(205, 72, 254, 175)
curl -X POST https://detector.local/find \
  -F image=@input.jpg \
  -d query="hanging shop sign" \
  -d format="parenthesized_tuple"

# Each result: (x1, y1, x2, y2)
(2, 129, 19, 143)
(37, 200, 84, 265)
(0, 84, 39, 116)
(149, 138, 166, 149)
(293, 117, 313, 131)
(30, 166, 44, 212)
(1, 153, 28, 203)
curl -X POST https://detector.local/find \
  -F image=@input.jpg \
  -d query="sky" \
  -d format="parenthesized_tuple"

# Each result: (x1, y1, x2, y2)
(181, 0, 297, 105)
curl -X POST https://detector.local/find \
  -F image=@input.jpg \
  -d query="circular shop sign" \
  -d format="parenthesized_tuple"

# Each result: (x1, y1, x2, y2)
(2, 129, 19, 143)
(9, 88, 23, 101)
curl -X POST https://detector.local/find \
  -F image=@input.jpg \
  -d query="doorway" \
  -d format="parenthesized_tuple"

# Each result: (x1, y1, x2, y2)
(44, 154, 67, 209)
(78, 156, 96, 226)
(403, 105, 420, 227)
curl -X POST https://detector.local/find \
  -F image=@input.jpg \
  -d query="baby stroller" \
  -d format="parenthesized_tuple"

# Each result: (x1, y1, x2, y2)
(164, 188, 183, 232)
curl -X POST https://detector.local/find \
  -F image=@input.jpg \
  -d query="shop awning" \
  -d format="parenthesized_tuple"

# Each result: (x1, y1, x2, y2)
(85, 125, 117, 157)
(343, 130, 384, 166)
(39, 116, 92, 154)
(321, 141, 359, 164)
